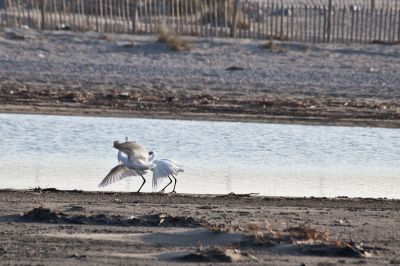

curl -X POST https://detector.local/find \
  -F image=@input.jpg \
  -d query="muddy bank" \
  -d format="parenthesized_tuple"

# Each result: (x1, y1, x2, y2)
(1, 28, 400, 127)
(1, 84, 400, 127)
(0, 189, 399, 265)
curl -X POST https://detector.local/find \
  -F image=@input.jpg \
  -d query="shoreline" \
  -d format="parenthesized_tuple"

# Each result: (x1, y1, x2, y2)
(1, 104, 400, 128)
(3, 188, 400, 201)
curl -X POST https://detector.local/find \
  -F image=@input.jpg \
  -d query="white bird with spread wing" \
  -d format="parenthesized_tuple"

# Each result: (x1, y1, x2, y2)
(148, 151, 184, 193)
(98, 137, 155, 192)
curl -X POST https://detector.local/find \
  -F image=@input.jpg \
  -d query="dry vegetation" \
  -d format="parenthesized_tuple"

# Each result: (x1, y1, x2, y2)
(206, 221, 371, 258)
(157, 25, 193, 51)
(261, 40, 288, 52)
(245, 222, 329, 244)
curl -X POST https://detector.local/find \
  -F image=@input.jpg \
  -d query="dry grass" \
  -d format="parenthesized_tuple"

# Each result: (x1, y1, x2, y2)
(208, 221, 331, 245)
(99, 34, 113, 41)
(241, 222, 369, 256)
(288, 223, 329, 243)
(302, 44, 312, 53)
(245, 222, 329, 245)
(261, 40, 288, 52)
(157, 25, 193, 51)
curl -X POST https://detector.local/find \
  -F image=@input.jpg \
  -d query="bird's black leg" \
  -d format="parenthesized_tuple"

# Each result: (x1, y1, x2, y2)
(136, 172, 146, 193)
(171, 174, 177, 193)
(159, 175, 172, 193)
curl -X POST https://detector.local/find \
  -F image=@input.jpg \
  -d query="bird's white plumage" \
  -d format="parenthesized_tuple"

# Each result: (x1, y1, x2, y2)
(98, 165, 138, 187)
(149, 151, 184, 192)
(98, 138, 153, 191)
(113, 140, 154, 171)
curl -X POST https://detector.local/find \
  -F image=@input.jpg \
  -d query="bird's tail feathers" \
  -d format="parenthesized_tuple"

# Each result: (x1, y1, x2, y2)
(152, 175, 169, 191)
(175, 164, 184, 173)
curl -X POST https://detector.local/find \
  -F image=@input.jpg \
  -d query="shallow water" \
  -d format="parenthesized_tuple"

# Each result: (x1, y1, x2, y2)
(0, 113, 399, 198)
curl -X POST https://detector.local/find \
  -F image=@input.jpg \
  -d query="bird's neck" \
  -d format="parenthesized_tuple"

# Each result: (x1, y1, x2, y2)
(148, 153, 155, 162)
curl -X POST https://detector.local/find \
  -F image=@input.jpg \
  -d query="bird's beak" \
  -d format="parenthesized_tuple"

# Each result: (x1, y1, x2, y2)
(113, 141, 119, 148)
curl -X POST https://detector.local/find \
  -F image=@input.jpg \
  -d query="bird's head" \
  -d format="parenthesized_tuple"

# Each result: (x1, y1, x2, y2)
(148, 151, 156, 161)
(113, 140, 121, 149)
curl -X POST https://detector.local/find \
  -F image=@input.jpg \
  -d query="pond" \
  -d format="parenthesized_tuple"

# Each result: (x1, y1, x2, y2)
(0, 113, 399, 198)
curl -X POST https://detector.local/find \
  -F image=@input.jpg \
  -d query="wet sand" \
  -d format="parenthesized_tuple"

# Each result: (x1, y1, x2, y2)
(0, 189, 399, 265)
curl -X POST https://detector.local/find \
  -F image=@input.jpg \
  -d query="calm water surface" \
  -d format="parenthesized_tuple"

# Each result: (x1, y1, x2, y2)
(0, 113, 399, 198)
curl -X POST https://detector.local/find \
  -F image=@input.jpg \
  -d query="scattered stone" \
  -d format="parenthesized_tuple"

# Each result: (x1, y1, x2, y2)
(140, 213, 204, 228)
(4, 31, 25, 40)
(56, 24, 71, 31)
(0, 246, 7, 255)
(32, 186, 42, 193)
(197, 205, 214, 209)
(225, 66, 244, 71)
(41, 188, 83, 193)
(216, 192, 259, 198)
(65, 206, 85, 212)
(120, 42, 136, 48)
(70, 253, 87, 259)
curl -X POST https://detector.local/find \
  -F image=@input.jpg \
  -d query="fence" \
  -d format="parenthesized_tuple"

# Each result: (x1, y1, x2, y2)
(0, 0, 399, 44)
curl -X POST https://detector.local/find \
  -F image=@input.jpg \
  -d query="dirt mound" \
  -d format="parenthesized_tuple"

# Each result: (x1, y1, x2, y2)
(178, 247, 256, 263)
(145, 213, 203, 227)
(298, 242, 371, 257)
(20, 207, 204, 227)
(21, 207, 143, 226)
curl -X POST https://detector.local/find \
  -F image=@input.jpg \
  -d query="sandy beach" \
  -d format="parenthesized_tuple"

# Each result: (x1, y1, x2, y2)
(0, 190, 399, 265)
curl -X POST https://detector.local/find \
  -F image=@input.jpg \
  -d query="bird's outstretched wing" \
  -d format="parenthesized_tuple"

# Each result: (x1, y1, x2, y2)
(98, 165, 138, 188)
(113, 141, 149, 162)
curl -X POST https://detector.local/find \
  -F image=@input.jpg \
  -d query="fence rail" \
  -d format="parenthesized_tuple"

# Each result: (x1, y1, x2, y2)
(1, 0, 399, 44)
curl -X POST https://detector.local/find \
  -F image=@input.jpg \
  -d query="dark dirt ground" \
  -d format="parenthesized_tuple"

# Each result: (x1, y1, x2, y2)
(0, 190, 399, 265)
(1, 83, 400, 128)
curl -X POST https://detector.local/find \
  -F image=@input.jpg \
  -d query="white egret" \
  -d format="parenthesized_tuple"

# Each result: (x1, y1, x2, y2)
(98, 138, 155, 192)
(148, 151, 184, 193)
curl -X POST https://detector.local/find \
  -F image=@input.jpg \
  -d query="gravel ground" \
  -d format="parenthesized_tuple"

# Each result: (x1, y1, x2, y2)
(0, 27, 399, 126)
(1, 27, 399, 95)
